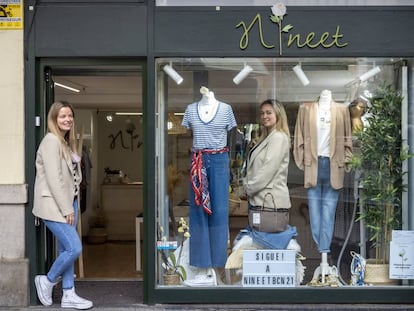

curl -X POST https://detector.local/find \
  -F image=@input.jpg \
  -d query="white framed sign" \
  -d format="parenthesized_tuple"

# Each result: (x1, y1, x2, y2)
(242, 249, 296, 287)
(390, 230, 414, 279)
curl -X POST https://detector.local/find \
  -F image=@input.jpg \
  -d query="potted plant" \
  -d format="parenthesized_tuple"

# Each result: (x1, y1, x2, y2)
(158, 217, 190, 285)
(351, 85, 411, 284)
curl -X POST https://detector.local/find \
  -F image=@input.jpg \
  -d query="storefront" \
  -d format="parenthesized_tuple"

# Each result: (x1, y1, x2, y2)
(24, 0, 414, 305)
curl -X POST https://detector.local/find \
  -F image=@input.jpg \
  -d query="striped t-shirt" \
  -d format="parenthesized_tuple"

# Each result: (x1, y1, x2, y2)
(182, 101, 237, 150)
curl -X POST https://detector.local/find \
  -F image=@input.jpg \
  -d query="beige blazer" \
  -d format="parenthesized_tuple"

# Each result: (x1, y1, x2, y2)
(245, 130, 291, 209)
(32, 133, 82, 223)
(293, 101, 353, 190)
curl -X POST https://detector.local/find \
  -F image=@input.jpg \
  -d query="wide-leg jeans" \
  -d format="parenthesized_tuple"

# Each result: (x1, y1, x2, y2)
(189, 152, 230, 268)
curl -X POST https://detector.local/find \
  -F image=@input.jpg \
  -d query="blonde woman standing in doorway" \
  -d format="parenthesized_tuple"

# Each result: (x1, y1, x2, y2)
(32, 102, 93, 310)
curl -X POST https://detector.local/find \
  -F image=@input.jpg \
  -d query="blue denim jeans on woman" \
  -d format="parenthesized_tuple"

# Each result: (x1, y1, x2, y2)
(189, 151, 230, 268)
(43, 198, 82, 290)
(307, 156, 340, 253)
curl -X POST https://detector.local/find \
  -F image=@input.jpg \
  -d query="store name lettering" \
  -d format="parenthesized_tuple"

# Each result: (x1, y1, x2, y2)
(108, 130, 143, 151)
(236, 13, 348, 52)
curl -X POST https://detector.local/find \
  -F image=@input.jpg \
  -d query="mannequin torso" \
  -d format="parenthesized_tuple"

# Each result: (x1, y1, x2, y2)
(318, 89, 332, 111)
(317, 89, 332, 157)
(198, 89, 218, 123)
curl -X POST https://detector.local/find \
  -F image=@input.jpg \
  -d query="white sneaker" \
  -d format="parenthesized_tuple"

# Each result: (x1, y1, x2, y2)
(183, 271, 217, 287)
(34, 275, 56, 306)
(61, 288, 93, 310)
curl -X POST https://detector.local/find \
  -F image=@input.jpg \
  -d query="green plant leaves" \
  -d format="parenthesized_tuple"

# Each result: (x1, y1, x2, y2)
(352, 84, 411, 262)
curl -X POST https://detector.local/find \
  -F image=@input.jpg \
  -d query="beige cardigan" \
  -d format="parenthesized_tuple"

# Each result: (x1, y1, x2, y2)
(32, 133, 82, 223)
(293, 101, 353, 190)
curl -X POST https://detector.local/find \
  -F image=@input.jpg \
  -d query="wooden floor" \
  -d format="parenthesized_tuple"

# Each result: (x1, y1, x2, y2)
(78, 241, 142, 279)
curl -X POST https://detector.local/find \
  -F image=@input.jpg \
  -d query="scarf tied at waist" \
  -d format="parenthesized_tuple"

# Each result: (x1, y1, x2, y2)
(190, 147, 229, 215)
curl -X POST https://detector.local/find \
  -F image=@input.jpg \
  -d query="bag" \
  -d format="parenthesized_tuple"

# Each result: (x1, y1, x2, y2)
(248, 193, 289, 233)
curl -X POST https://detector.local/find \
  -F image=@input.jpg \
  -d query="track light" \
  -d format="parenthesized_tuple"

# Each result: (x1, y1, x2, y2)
(163, 63, 183, 85)
(292, 64, 310, 86)
(233, 64, 253, 85)
(54, 82, 80, 93)
(358, 66, 381, 83)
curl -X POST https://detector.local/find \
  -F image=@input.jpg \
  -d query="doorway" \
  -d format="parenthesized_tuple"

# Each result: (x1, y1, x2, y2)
(41, 61, 145, 280)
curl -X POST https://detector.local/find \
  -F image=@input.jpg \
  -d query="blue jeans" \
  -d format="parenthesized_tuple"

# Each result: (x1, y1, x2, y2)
(307, 157, 339, 253)
(189, 152, 229, 268)
(43, 198, 82, 290)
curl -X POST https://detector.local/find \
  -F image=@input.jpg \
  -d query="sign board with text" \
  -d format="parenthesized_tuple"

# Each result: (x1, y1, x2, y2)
(390, 230, 414, 279)
(242, 249, 296, 287)
(0, 0, 22, 29)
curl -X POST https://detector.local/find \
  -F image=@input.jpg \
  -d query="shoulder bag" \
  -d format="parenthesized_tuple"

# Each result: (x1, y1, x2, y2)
(248, 193, 289, 233)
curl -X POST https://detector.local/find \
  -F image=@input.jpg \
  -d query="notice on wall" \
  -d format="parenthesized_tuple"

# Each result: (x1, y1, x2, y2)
(0, 0, 23, 30)
(389, 230, 414, 279)
(242, 249, 296, 287)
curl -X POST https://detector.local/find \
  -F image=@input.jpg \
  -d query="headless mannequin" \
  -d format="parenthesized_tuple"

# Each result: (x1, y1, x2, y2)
(313, 89, 338, 285)
(198, 86, 219, 123)
(183, 86, 227, 287)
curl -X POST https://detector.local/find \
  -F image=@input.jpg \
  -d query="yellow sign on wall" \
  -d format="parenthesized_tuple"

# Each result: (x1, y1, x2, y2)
(0, 1, 23, 30)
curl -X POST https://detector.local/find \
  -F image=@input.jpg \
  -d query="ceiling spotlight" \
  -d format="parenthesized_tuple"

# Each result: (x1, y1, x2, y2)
(233, 64, 253, 85)
(359, 66, 381, 83)
(163, 63, 183, 85)
(292, 64, 310, 86)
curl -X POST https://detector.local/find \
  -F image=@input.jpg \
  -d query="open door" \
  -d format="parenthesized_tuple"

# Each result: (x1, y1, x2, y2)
(35, 66, 56, 275)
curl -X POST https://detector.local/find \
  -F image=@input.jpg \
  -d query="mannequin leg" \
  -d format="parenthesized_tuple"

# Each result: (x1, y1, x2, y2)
(320, 252, 329, 283)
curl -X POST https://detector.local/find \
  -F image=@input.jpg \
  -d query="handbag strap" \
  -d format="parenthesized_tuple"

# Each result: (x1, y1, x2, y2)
(261, 192, 277, 210)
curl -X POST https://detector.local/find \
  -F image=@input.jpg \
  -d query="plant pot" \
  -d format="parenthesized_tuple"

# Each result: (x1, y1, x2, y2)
(364, 259, 398, 285)
(163, 273, 181, 285)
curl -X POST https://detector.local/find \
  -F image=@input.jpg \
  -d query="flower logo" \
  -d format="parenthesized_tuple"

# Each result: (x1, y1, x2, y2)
(270, 3, 293, 55)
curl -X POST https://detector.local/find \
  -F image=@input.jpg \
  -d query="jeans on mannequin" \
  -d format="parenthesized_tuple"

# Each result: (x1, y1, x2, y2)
(307, 156, 340, 253)
(189, 152, 230, 268)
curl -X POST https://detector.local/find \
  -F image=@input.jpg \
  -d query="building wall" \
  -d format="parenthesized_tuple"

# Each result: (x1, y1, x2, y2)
(0, 30, 29, 306)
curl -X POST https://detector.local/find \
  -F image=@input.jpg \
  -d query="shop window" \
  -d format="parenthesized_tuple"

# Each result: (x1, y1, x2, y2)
(154, 57, 414, 289)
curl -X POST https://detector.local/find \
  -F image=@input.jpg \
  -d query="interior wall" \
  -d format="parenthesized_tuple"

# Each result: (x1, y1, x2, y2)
(74, 109, 144, 237)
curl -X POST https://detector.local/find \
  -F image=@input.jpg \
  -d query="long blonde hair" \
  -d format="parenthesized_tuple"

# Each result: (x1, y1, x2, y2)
(258, 99, 291, 145)
(47, 101, 77, 157)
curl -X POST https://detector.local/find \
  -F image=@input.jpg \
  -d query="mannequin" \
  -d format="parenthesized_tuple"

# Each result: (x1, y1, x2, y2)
(293, 89, 353, 286)
(181, 86, 237, 286)
(198, 86, 219, 123)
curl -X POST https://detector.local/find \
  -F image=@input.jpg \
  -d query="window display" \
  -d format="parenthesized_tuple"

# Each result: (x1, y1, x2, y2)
(155, 57, 412, 289)
(293, 89, 353, 286)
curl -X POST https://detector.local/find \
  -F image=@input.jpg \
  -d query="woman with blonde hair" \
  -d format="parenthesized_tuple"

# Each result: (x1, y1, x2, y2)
(32, 102, 92, 309)
(242, 99, 291, 228)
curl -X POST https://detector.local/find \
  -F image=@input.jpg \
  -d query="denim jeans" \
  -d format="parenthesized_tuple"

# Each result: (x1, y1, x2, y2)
(307, 156, 340, 253)
(43, 198, 82, 290)
(189, 151, 229, 268)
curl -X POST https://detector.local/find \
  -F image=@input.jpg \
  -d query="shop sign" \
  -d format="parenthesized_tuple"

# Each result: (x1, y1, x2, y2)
(242, 249, 296, 287)
(389, 230, 414, 279)
(236, 2, 347, 55)
(0, 0, 23, 30)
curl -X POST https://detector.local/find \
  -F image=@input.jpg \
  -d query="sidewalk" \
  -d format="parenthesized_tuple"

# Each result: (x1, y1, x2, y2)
(7, 280, 414, 311)
(8, 304, 414, 311)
